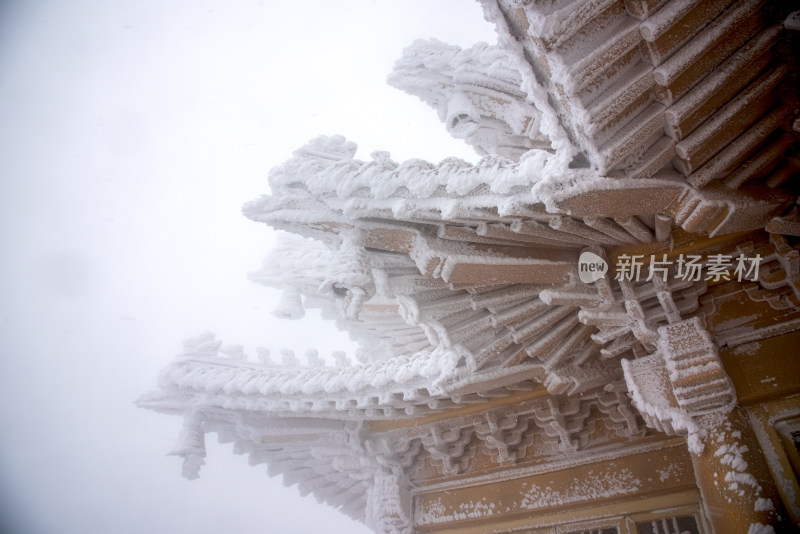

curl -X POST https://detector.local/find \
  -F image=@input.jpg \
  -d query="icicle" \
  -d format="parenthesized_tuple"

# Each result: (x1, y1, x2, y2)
(256, 347, 272, 365)
(280, 349, 299, 366)
(333, 351, 350, 367)
(180, 332, 220, 357)
(168, 410, 206, 480)
(370, 150, 395, 167)
(319, 228, 374, 320)
(220, 344, 246, 360)
(292, 134, 357, 161)
(355, 348, 369, 365)
(272, 287, 305, 320)
(305, 349, 323, 367)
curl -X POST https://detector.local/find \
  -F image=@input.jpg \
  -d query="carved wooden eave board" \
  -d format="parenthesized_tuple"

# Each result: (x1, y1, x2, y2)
(141, 2, 800, 533)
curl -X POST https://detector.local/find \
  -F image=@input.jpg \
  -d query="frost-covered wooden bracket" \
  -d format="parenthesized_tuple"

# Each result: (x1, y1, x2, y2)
(577, 272, 706, 356)
(748, 234, 800, 305)
(474, 410, 535, 463)
(766, 203, 800, 237)
(368, 391, 645, 476)
(142, 346, 651, 526)
(622, 317, 736, 454)
(530, 397, 592, 452)
(407, 230, 576, 286)
(420, 425, 477, 477)
(365, 436, 423, 474)
(550, 175, 794, 238)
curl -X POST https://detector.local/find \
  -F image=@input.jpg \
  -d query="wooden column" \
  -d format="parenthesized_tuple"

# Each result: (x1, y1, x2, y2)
(690, 407, 788, 533)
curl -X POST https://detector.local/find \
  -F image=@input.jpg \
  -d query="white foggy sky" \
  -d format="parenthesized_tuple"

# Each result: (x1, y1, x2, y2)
(0, 1, 496, 533)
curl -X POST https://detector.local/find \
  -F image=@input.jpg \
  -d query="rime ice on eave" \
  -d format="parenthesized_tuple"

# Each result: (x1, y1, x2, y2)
(142, 2, 800, 532)
(387, 39, 551, 160)
(481, 0, 799, 188)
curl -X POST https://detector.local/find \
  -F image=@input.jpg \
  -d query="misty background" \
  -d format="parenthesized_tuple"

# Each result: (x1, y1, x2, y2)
(0, 1, 496, 533)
